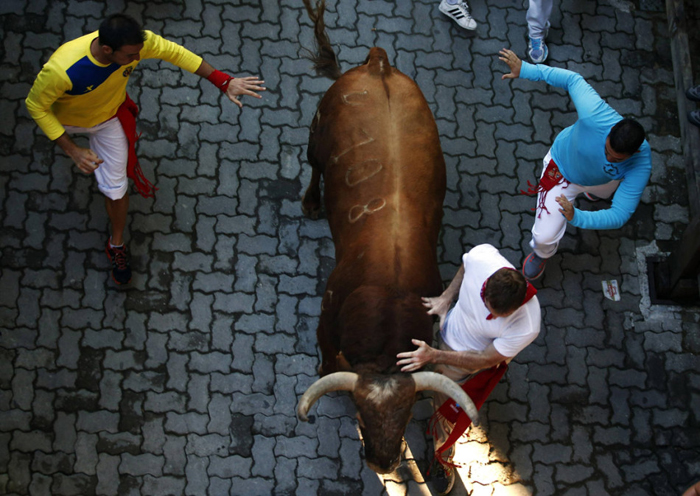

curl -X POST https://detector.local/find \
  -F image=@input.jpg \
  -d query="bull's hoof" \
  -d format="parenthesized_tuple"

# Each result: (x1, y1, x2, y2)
(301, 197, 322, 220)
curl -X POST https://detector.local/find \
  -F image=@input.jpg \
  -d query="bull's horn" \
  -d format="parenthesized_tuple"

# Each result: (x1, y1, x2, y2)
(413, 372, 480, 426)
(297, 371, 359, 422)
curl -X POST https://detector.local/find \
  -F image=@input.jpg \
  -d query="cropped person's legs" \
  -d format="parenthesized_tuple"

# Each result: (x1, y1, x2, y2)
(88, 118, 130, 243)
(523, 152, 578, 280)
(68, 118, 132, 284)
(430, 337, 471, 495)
(529, 181, 576, 260)
(526, 0, 553, 38)
(526, 0, 553, 63)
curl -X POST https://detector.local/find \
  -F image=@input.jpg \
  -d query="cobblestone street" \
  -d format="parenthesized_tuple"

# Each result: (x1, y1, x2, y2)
(1, 0, 699, 495)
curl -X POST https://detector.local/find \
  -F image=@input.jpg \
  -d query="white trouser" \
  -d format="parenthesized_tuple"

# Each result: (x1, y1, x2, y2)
(530, 151, 620, 259)
(65, 117, 129, 200)
(526, 0, 553, 38)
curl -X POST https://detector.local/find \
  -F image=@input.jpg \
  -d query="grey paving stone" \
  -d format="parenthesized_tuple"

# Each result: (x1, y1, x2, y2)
(252, 354, 275, 394)
(123, 371, 166, 393)
(296, 456, 340, 480)
(142, 417, 166, 455)
(144, 333, 169, 368)
(120, 453, 165, 477)
(104, 350, 145, 371)
(51, 473, 97, 496)
(77, 411, 120, 434)
(144, 391, 187, 414)
(207, 393, 232, 435)
(74, 432, 98, 475)
(99, 370, 123, 412)
(11, 368, 35, 410)
(185, 433, 230, 457)
(142, 475, 187, 496)
(274, 436, 319, 459)
(253, 413, 296, 438)
(207, 454, 253, 478)
(593, 426, 631, 445)
(274, 456, 297, 494)
(96, 453, 120, 496)
(163, 436, 187, 476)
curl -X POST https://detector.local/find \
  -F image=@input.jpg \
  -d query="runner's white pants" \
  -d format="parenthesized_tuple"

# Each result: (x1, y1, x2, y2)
(65, 117, 129, 200)
(530, 151, 620, 259)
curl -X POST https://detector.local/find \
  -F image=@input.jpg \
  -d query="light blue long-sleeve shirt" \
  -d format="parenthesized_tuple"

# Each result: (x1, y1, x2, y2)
(519, 61, 652, 230)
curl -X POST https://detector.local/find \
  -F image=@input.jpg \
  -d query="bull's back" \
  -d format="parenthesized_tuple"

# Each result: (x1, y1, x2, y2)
(309, 48, 446, 292)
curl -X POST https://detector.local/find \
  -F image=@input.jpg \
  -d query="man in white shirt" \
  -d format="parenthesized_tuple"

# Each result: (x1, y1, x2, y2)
(397, 244, 541, 495)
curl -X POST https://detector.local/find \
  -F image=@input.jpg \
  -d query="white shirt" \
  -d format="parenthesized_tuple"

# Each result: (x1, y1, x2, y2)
(441, 244, 541, 357)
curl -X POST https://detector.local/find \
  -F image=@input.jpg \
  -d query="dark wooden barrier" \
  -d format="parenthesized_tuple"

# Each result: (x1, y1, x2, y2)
(649, 0, 700, 303)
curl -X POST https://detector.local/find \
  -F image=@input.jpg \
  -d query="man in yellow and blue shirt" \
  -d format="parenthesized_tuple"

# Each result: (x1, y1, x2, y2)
(26, 14, 265, 284)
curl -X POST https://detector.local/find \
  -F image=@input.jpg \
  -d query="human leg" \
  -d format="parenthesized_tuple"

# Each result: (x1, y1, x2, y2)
(85, 119, 132, 284)
(522, 154, 580, 280)
(526, 0, 553, 63)
(430, 338, 470, 495)
(105, 195, 129, 246)
(529, 183, 578, 256)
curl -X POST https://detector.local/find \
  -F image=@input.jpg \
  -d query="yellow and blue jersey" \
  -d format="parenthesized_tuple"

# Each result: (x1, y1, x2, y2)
(26, 30, 202, 141)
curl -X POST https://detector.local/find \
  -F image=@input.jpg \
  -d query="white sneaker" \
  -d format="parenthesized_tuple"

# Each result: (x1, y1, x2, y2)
(528, 36, 548, 64)
(439, 0, 477, 30)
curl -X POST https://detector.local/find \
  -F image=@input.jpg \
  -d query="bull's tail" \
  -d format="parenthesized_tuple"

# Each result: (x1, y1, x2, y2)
(302, 0, 342, 80)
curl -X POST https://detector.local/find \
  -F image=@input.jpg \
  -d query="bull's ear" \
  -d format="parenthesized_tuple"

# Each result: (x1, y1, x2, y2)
(336, 352, 352, 371)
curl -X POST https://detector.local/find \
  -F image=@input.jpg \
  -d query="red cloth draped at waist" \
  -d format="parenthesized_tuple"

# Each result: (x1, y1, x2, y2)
(115, 94, 157, 198)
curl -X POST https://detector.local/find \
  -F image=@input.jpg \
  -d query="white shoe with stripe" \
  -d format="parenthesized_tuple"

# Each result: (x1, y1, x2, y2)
(439, 0, 477, 30)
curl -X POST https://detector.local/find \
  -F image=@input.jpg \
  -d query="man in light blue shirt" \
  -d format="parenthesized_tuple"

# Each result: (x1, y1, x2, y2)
(499, 49, 652, 281)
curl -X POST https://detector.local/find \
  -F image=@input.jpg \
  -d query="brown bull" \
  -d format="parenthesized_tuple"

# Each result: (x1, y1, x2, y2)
(297, 0, 479, 474)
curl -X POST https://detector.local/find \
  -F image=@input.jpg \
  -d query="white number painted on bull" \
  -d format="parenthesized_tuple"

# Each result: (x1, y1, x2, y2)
(345, 159, 383, 187)
(311, 109, 321, 133)
(348, 198, 387, 224)
(321, 290, 333, 311)
(342, 89, 368, 106)
(331, 129, 375, 164)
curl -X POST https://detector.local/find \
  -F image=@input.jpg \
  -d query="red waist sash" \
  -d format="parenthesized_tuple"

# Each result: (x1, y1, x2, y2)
(115, 94, 157, 198)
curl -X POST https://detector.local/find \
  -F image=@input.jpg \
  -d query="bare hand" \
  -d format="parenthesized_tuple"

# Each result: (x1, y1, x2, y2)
(556, 194, 574, 221)
(226, 76, 266, 108)
(421, 295, 451, 330)
(499, 48, 522, 80)
(396, 339, 436, 372)
(70, 147, 102, 174)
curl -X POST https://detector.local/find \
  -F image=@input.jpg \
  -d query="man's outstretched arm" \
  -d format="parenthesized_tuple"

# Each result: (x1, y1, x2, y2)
(499, 48, 606, 119)
(142, 31, 266, 108)
(194, 60, 265, 109)
(397, 339, 507, 374)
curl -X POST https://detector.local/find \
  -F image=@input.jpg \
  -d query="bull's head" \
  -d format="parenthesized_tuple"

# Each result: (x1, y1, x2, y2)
(297, 371, 479, 474)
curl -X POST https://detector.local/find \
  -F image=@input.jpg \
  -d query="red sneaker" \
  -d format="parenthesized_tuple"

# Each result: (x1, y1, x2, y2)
(105, 241, 132, 285)
(522, 252, 547, 281)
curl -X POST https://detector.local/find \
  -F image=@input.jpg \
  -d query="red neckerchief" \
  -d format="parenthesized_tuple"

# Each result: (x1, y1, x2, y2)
(115, 94, 158, 198)
(480, 268, 537, 320)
